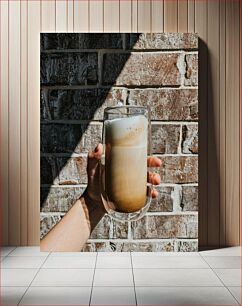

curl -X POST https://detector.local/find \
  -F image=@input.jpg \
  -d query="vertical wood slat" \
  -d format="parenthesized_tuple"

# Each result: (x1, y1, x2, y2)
(195, 0, 208, 247)
(178, 0, 188, 32)
(56, 0, 67, 32)
(89, 0, 104, 32)
(151, 0, 164, 32)
(219, 0, 226, 246)
(188, 0, 195, 32)
(131, 0, 138, 32)
(73, 0, 88, 32)
(164, 0, 178, 32)
(225, 0, 240, 246)
(20, 0, 28, 245)
(137, 0, 151, 32)
(207, 0, 220, 246)
(120, 0, 132, 32)
(27, 1, 40, 245)
(41, 0, 55, 32)
(8, 0, 21, 245)
(103, 0, 119, 32)
(67, 0, 74, 32)
(0, 0, 9, 245)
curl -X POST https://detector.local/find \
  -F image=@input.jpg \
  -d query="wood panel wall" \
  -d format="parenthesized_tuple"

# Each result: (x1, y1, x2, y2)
(0, 0, 240, 247)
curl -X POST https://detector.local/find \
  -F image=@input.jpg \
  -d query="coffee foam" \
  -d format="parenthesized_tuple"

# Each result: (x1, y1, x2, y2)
(105, 115, 148, 147)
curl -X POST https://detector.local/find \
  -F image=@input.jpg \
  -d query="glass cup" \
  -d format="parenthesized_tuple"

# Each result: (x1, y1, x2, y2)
(100, 105, 152, 222)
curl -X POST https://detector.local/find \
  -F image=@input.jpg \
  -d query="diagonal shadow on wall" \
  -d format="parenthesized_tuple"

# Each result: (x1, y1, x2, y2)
(40, 33, 201, 252)
(40, 33, 140, 216)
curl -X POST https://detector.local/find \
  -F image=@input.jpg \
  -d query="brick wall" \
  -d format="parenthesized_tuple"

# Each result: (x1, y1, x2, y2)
(40, 33, 198, 252)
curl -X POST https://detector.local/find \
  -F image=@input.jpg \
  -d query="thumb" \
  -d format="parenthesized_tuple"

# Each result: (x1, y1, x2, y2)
(87, 143, 103, 177)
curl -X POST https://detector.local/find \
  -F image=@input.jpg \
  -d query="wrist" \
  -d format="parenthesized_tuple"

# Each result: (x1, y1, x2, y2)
(82, 188, 102, 208)
(80, 189, 106, 231)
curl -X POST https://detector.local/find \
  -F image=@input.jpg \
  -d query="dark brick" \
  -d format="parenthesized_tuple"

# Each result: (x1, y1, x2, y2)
(41, 156, 87, 185)
(40, 52, 98, 85)
(182, 125, 198, 154)
(41, 156, 58, 185)
(132, 214, 198, 239)
(41, 123, 102, 154)
(128, 89, 198, 121)
(112, 220, 129, 239)
(90, 215, 111, 239)
(126, 33, 198, 50)
(152, 124, 180, 154)
(184, 53, 198, 86)
(148, 186, 173, 212)
(58, 157, 87, 185)
(41, 186, 86, 212)
(40, 213, 64, 239)
(83, 240, 175, 252)
(41, 33, 123, 50)
(41, 88, 127, 121)
(90, 215, 128, 239)
(176, 240, 198, 252)
(156, 156, 198, 184)
(103, 53, 181, 86)
(181, 186, 198, 211)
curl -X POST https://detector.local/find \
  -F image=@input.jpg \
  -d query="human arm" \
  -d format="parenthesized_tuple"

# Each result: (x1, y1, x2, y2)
(40, 144, 161, 252)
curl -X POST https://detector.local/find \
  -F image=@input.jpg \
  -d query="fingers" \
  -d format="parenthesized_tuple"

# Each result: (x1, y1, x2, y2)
(87, 144, 103, 177)
(88, 143, 103, 160)
(148, 172, 161, 185)
(151, 189, 159, 198)
(147, 156, 161, 167)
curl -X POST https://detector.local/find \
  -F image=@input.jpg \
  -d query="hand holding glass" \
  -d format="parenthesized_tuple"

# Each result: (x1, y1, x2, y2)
(100, 106, 153, 222)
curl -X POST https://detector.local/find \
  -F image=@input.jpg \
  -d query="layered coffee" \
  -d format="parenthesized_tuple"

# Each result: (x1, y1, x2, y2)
(104, 115, 148, 213)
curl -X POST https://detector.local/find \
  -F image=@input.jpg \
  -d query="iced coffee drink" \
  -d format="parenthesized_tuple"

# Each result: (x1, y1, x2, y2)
(104, 115, 148, 213)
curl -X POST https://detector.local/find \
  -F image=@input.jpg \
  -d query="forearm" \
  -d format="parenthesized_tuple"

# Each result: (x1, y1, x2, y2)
(40, 193, 105, 252)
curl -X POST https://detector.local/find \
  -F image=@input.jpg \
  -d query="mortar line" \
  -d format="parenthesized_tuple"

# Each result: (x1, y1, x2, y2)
(2, 247, 17, 257)
(40, 183, 198, 188)
(41, 49, 198, 54)
(40, 152, 198, 157)
(40, 121, 198, 125)
(40, 211, 198, 217)
(178, 123, 183, 154)
(17, 251, 51, 305)
(86, 238, 198, 243)
(226, 286, 241, 304)
(41, 85, 198, 90)
(198, 254, 239, 303)
(130, 252, 137, 306)
(88, 252, 97, 306)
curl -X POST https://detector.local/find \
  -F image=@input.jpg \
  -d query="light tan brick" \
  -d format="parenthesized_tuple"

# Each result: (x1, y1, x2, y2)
(128, 89, 198, 121)
(181, 186, 198, 211)
(41, 186, 86, 212)
(148, 186, 174, 212)
(103, 53, 181, 86)
(83, 240, 175, 252)
(152, 124, 180, 154)
(182, 124, 198, 154)
(176, 240, 198, 252)
(132, 214, 198, 239)
(184, 53, 198, 86)
(157, 156, 198, 184)
(126, 33, 198, 50)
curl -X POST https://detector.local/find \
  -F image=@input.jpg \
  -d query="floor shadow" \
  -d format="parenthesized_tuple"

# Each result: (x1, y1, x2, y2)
(40, 34, 140, 211)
